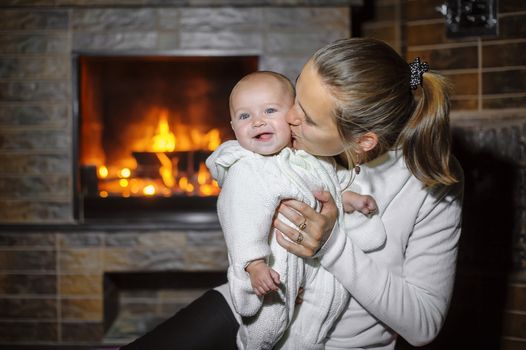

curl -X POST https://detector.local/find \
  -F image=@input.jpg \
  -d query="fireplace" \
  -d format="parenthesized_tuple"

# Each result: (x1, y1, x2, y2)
(74, 53, 258, 221)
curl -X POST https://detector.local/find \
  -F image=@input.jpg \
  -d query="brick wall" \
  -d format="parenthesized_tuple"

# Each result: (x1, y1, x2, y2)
(361, 1, 526, 349)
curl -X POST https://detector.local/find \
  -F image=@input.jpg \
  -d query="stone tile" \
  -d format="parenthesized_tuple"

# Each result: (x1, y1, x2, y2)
(362, 25, 396, 46)
(72, 8, 157, 31)
(57, 0, 144, 5)
(0, 233, 55, 247)
(447, 73, 479, 95)
(157, 8, 180, 30)
(260, 55, 310, 82)
(483, 42, 526, 68)
(499, 14, 526, 40)
(266, 29, 349, 55)
(59, 274, 102, 295)
(0, 103, 68, 127)
(0, 250, 56, 271)
(59, 249, 101, 273)
(451, 98, 478, 111)
(0, 130, 70, 151)
(0, 56, 69, 79)
(0, 297, 57, 319)
(0, 33, 69, 54)
(407, 22, 448, 47)
(157, 32, 179, 50)
(105, 231, 186, 248)
(483, 95, 526, 109)
(0, 321, 57, 342)
(73, 32, 158, 51)
(186, 230, 225, 247)
(500, 338, 526, 350)
(180, 7, 262, 31)
(60, 321, 103, 342)
(503, 311, 526, 338)
(59, 233, 103, 248)
(407, 45, 478, 70)
(185, 246, 228, 271)
(61, 298, 103, 320)
(483, 69, 526, 94)
(103, 248, 186, 271)
(0, 154, 71, 175)
(0, 273, 56, 294)
(0, 81, 69, 102)
(2, 0, 55, 5)
(500, 0, 526, 12)
(179, 30, 263, 50)
(262, 7, 350, 31)
(406, 0, 443, 21)
(0, 175, 70, 199)
(0, 9, 69, 30)
(506, 284, 526, 311)
(0, 200, 72, 223)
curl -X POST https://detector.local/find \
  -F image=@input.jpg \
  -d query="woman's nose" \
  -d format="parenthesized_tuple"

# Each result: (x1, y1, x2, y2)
(286, 106, 301, 126)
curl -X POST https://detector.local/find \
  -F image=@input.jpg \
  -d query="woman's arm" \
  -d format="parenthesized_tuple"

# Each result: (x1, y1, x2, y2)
(275, 185, 463, 346)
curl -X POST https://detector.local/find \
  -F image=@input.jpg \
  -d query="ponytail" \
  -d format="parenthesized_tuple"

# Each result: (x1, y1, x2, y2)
(397, 72, 458, 187)
(311, 38, 459, 188)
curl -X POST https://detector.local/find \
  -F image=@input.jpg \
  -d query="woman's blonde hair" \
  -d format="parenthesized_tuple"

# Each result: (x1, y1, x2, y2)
(311, 38, 458, 187)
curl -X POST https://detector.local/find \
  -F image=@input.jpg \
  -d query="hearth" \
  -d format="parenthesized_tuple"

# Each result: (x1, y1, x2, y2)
(74, 52, 258, 222)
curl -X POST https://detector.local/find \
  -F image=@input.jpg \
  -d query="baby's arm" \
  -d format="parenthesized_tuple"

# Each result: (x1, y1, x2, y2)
(245, 259, 280, 296)
(342, 190, 377, 216)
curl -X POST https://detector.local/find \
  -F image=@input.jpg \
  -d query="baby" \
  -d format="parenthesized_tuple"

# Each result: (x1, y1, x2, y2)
(206, 71, 384, 350)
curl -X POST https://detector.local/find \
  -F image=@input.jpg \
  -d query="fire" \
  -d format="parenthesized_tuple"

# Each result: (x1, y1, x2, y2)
(151, 110, 176, 152)
(94, 107, 222, 198)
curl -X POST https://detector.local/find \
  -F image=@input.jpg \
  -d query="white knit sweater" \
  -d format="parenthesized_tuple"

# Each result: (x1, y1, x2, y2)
(216, 149, 463, 349)
(207, 141, 387, 350)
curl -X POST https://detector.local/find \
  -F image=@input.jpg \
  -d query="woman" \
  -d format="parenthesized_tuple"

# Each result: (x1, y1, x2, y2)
(121, 37, 463, 350)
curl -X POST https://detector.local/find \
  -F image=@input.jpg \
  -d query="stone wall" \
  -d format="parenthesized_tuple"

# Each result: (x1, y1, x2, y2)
(0, 2, 352, 347)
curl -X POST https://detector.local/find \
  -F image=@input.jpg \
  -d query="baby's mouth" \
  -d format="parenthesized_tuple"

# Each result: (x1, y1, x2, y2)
(254, 132, 273, 141)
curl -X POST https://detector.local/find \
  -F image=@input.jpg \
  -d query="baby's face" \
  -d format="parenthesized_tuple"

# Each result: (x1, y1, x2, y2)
(230, 76, 293, 155)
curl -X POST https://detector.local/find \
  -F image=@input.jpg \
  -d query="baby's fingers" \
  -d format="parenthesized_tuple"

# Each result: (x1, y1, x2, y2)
(270, 269, 281, 286)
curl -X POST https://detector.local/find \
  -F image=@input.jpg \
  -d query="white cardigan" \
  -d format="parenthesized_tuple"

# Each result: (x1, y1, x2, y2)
(217, 149, 463, 350)
(207, 141, 387, 349)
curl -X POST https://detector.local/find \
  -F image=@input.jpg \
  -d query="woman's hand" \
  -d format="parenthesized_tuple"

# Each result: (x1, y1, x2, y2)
(273, 191, 338, 258)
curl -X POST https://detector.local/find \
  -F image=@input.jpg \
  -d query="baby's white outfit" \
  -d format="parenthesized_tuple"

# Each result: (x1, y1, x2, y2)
(206, 140, 386, 350)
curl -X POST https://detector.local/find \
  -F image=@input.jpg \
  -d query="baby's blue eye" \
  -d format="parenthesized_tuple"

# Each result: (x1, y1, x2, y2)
(239, 113, 250, 120)
(265, 108, 277, 114)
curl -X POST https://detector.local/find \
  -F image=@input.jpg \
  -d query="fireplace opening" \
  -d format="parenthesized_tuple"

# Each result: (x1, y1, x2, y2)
(103, 271, 227, 344)
(75, 54, 258, 221)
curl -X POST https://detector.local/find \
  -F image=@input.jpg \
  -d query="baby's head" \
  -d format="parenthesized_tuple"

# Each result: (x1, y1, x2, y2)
(229, 71, 295, 155)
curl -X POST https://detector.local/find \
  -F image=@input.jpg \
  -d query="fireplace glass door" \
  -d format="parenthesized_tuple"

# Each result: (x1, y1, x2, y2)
(76, 54, 258, 221)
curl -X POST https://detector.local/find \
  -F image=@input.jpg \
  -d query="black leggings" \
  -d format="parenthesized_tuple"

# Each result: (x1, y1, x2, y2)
(120, 289, 239, 350)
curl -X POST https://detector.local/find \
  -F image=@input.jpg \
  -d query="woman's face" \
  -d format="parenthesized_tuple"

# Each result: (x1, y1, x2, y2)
(286, 60, 345, 157)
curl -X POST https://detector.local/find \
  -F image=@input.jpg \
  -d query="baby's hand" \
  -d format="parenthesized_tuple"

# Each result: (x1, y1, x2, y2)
(245, 260, 280, 296)
(342, 191, 378, 216)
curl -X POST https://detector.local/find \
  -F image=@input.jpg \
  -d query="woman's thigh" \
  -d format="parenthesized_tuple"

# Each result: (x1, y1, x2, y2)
(120, 289, 239, 350)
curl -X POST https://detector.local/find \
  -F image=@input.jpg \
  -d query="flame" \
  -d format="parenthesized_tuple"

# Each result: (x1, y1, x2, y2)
(156, 152, 175, 188)
(93, 107, 224, 198)
(98, 166, 109, 178)
(151, 110, 176, 152)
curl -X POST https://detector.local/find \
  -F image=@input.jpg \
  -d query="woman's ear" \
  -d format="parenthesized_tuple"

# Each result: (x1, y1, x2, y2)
(357, 132, 378, 152)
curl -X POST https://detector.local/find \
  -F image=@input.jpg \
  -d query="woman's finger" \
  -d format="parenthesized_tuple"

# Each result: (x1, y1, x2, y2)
(280, 198, 317, 221)
(275, 229, 315, 258)
(277, 201, 305, 227)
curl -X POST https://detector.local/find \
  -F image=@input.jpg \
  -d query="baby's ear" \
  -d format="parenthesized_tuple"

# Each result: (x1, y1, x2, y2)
(357, 132, 378, 153)
(230, 120, 234, 130)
